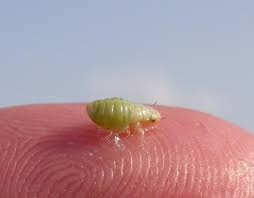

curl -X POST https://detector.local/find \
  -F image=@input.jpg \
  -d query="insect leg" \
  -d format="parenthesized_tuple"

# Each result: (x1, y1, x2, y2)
(125, 130, 131, 137)
(104, 131, 125, 150)
(130, 122, 145, 147)
(137, 127, 145, 147)
(104, 131, 113, 142)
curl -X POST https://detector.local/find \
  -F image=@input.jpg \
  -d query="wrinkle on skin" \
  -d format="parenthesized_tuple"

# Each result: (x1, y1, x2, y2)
(0, 104, 253, 198)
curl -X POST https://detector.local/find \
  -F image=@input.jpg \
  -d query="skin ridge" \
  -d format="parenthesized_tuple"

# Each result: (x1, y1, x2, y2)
(86, 98, 160, 133)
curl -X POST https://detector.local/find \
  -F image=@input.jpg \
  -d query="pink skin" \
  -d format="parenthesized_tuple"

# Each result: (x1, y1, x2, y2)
(0, 104, 254, 198)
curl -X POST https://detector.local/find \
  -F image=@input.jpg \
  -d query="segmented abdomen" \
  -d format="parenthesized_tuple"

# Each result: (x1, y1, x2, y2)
(86, 98, 133, 131)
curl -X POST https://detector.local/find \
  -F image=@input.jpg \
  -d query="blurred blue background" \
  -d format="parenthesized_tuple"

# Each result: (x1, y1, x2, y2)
(0, 1, 253, 131)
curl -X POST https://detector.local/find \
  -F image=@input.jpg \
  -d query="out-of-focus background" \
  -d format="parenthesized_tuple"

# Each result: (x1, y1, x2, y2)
(0, 1, 253, 131)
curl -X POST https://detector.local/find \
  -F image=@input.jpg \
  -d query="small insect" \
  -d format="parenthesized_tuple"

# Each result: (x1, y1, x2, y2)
(86, 97, 161, 144)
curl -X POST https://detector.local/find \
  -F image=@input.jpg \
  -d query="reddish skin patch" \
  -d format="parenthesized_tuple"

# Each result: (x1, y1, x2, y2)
(0, 104, 254, 198)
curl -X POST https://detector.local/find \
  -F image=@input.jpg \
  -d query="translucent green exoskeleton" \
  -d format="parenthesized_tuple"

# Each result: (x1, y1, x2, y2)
(86, 97, 161, 145)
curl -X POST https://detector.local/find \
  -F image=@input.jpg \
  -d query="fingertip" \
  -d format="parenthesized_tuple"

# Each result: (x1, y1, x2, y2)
(0, 104, 253, 197)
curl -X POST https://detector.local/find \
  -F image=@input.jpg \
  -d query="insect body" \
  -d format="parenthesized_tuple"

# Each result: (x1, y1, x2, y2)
(86, 97, 161, 137)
